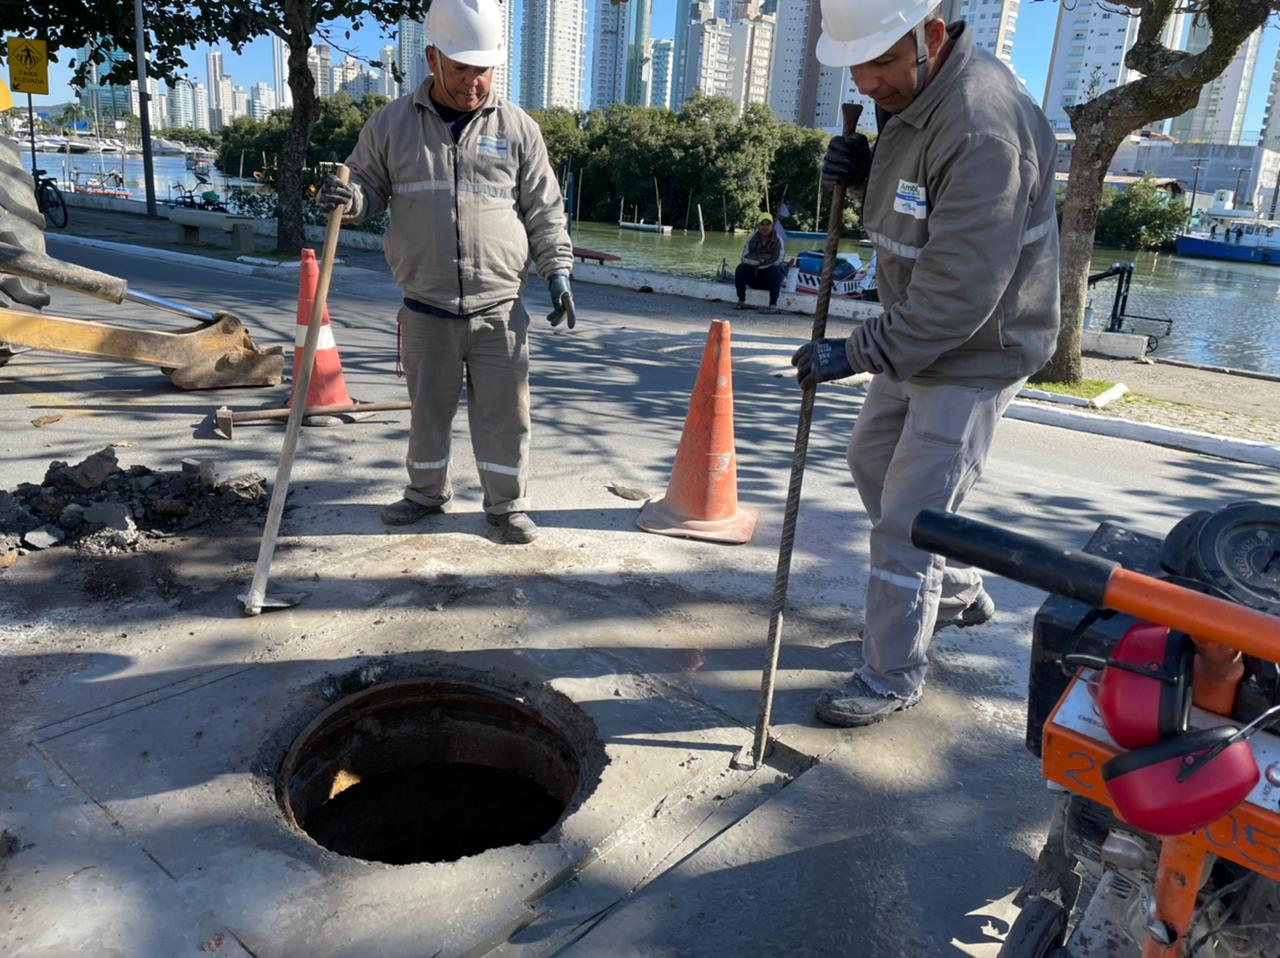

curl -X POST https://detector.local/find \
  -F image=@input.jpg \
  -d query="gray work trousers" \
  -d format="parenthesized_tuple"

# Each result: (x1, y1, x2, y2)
(397, 300, 531, 516)
(847, 375, 1023, 698)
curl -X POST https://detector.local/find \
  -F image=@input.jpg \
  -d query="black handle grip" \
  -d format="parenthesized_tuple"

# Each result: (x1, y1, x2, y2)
(910, 509, 1117, 607)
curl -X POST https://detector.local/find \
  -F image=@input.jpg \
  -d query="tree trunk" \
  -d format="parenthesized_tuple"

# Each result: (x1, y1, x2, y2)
(1035, 112, 1121, 383)
(1033, 0, 1271, 384)
(276, 15, 318, 252)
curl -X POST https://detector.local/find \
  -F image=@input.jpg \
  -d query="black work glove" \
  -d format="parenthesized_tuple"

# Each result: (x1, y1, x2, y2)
(546, 272, 576, 329)
(822, 133, 873, 190)
(791, 338, 854, 389)
(316, 174, 363, 218)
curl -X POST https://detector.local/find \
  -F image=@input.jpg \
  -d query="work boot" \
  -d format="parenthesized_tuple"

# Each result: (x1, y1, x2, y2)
(380, 497, 443, 526)
(815, 674, 922, 728)
(487, 511, 537, 544)
(935, 591, 996, 632)
(733, 301, 752, 310)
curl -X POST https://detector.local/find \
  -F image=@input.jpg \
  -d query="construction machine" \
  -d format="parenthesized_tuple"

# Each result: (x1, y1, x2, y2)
(912, 503, 1280, 958)
(0, 130, 282, 390)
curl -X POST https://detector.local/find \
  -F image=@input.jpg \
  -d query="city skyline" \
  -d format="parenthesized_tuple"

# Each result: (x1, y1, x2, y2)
(30, 4, 1280, 139)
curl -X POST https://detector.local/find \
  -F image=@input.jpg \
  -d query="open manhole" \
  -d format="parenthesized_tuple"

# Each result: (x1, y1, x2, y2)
(280, 677, 592, 865)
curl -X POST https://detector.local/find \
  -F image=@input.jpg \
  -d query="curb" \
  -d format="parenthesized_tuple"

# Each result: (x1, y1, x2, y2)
(36, 233, 1280, 468)
(48, 232, 389, 290)
(1006, 401, 1280, 468)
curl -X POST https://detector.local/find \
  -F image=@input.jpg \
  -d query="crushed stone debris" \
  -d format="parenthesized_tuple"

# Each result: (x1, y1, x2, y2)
(0, 445, 267, 558)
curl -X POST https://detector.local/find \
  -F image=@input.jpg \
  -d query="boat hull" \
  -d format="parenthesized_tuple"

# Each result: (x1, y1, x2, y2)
(1175, 234, 1279, 265)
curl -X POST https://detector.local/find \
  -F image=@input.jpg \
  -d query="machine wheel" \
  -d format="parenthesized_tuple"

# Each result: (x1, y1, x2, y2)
(0, 133, 51, 311)
(999, 896, 1068, 958)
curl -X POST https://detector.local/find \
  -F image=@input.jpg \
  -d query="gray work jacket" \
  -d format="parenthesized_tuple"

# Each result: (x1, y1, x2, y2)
(343, 83, 573, 315)
(846, 23, 1060, 386)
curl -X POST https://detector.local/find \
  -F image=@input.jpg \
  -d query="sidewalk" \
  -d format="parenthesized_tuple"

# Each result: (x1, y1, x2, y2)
(44, 205, 1280, 447)
(5, 208, 1279, 957)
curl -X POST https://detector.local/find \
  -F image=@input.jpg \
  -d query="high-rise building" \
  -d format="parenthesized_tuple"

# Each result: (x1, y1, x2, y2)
(941, 0, 1018, 66)
(765, 0, 873, 128)
(1042, 0, 1186, 133)
(492, 0, 514, 100)
(166, 82, 195, 129)
(206, 50, 225, 130)
(129, 77, 165, 130)
(273, 36, 293, 108)
(1168, 23, 1260, 145)
(592, 0, 652, 108)
(193, 83, 211, 133)
(729, 5, 775, 114)
(650, 38, 674, 110)
(1261, 48, 1280, 150)
(230, 84, 249, 122)
(397, 17, 429, 95)
(77, 45, 132, 124)
(378, 44, 398, 98)
(250, 82, 276, 120)
(521, 0, 587, 110)
(680, 3, 734, 102)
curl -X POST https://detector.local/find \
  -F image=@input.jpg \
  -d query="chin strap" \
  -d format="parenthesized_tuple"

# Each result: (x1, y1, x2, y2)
(914, 20, 929, 97)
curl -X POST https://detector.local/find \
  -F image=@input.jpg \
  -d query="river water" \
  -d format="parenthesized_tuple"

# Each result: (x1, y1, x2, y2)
(40, 151, 258, 206)
(568, 221, 1280, 375)
(40, 153, 1280, 374)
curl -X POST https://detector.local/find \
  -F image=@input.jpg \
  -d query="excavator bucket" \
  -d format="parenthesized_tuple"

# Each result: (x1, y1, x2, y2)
(0, 244, 283, 390)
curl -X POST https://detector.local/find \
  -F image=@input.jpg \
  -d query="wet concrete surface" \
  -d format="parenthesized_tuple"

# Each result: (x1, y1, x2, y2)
(2, 239, 1278, 956)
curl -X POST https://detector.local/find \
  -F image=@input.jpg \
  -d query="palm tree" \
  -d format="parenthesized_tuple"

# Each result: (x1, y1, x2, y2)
(53, 102, 86, 136)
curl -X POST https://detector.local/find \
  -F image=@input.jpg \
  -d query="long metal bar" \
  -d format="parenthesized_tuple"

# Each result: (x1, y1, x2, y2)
(749, 103, 862, 768)
(241, 166, 349, 616)
(123, 288, 217, 321)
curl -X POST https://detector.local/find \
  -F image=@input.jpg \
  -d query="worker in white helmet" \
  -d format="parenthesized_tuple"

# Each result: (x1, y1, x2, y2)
(791, 0, 1060, 725)
(318, 0, 574, 544)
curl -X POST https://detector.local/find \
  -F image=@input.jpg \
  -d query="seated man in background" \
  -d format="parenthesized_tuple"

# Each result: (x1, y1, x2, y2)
(734, 212, 785, 314)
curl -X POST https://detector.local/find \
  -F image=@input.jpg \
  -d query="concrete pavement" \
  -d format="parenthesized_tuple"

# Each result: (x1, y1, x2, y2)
(1, 239, 1277, 956)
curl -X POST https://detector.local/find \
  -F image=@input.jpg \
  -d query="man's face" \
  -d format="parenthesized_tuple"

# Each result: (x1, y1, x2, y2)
(849, 19, 945, 114)
(429, 47, 493, 111)
(758, 220, 773, 237)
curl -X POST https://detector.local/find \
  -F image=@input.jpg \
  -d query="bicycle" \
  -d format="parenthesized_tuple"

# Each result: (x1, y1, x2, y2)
(33, 169, 68, 228)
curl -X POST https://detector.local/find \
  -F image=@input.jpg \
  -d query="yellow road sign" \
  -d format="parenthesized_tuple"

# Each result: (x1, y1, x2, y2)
(7, 38, 49, 96)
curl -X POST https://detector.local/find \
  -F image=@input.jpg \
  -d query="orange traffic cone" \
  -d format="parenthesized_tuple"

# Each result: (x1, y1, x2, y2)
(288, 247, 354, 410)
(637, 319, 758, 544)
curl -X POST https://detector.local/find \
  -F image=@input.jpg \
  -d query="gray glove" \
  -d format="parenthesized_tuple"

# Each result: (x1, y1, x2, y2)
(316, 174, 363, 218)
(546, 272, 576, 329)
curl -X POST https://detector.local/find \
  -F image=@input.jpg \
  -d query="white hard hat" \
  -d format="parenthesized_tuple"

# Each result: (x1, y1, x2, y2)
(425, 0, 506, 68)
(816, 0, 938, 67)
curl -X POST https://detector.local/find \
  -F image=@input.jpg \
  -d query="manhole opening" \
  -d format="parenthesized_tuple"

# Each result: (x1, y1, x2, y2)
(280, 678, 586, 865)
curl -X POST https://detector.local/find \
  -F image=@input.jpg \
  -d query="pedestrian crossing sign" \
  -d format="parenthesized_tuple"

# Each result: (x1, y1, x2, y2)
(7, 38, 49, 95)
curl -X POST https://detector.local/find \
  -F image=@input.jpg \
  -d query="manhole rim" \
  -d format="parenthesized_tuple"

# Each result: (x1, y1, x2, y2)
(277, 675, 591, 848)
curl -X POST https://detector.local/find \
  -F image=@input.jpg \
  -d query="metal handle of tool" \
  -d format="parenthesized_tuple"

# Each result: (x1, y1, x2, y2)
(123, 288, 218, 322)
(910, 508, 1280, 660)
(241, 165, 350, 616)
(747, 103, 863, 768)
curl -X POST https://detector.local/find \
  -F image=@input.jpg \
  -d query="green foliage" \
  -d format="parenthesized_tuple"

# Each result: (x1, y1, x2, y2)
(529, 94, 860, 236)
(215, 93, 388, 190)
(1094, 175, 1188, 249)
(157, 127, 219, 149)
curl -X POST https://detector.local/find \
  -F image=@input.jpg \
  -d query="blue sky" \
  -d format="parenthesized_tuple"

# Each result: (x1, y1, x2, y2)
(30, 2, 1280, 132)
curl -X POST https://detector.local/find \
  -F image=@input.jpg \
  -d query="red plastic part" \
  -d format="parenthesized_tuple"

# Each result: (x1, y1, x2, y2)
(1104, 732, 1260, 837)
(1096, 623, 1188, 749)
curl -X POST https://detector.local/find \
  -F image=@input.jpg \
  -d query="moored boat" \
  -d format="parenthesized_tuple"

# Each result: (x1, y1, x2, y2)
(1176, 190, 1280, 265)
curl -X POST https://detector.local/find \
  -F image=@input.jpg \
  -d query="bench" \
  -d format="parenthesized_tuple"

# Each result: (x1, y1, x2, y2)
(572, 245, 621, 265)
(166, 208, 256, 254)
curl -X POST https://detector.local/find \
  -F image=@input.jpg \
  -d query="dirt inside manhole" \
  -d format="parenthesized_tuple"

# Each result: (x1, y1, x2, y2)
(280, 678, 588, 865)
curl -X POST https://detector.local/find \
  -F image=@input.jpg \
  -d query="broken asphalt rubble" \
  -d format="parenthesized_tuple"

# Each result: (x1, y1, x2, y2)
(0, 445, 267, 563)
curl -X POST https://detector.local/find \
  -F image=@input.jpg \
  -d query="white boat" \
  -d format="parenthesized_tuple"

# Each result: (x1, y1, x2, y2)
(619, 220, 672, 234)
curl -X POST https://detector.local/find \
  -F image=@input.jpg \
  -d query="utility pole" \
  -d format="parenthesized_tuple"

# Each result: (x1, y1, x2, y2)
(133, 0, 158, 215)
(1188, 158, 1205, 228)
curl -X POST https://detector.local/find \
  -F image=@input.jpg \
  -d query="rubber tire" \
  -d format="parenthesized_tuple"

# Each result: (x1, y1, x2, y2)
(0, 133, 51, 311)
(998, 896, 1068, 958)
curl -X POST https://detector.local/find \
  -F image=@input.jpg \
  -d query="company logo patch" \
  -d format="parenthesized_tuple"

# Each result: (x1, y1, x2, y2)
(893, 179, 928, 220)
(477, 135, 509, 157)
